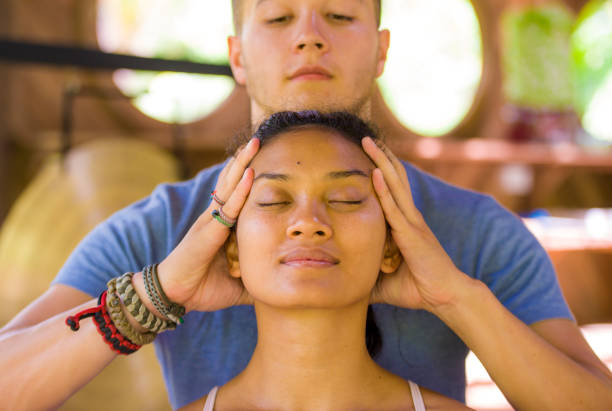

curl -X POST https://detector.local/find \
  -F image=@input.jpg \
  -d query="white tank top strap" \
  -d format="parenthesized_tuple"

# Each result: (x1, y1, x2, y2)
(202, 386, 219, 411)
(202, 382, 425, 410)
(409, 380, 426, 411)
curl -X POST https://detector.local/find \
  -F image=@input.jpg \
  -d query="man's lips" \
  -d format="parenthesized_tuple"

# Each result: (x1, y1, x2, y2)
(289, 66, 333, 81)
(281, 248, 339, 267)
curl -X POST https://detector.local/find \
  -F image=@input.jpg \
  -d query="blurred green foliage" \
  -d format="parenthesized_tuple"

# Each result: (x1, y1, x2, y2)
(501, 2, 575, 109)
(571, 0, 612, 114)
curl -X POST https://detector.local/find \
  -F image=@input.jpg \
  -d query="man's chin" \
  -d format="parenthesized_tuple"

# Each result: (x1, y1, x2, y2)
(261, 95, 369, 117)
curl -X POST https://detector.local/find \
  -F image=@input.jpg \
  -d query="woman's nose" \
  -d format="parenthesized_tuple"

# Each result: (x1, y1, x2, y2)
(293, 12, 329, 53)
(286, 202, 332, 240)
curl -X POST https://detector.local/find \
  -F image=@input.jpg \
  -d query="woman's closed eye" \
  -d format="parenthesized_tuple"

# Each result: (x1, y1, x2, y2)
(258, 201, 290, 207)
(329, 200, 362, 205)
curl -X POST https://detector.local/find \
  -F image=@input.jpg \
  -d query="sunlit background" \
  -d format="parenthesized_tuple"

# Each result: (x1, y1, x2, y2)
(378, 0, 483, 136)
(97, 0, 235, 124)
(572, 0, 612, 142)
(95, 0, 611, 142)
(2, 2, 612, 411)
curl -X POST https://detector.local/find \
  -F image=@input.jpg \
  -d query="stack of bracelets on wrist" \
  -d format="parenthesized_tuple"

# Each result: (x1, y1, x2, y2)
(65, 266, 185, 355)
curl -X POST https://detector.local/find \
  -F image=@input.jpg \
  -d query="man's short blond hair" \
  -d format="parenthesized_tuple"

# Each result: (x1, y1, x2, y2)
(231, 0, 382, 35)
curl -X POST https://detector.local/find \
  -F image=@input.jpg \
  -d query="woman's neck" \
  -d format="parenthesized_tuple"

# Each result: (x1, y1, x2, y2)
(226, 301, 389, 409)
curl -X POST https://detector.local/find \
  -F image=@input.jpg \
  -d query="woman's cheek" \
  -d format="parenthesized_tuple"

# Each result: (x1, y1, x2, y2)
(237, 217, 272, 283)
(344, 207, 387, 250)
(237, 211, 281, 255)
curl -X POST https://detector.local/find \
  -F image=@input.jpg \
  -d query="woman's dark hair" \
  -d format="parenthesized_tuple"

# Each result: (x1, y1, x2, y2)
(229, 110, 384, 358)
(227, 110, 384, 156)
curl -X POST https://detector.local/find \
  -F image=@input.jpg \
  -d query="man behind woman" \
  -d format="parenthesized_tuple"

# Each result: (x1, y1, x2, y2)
(1, 0, 611, 409)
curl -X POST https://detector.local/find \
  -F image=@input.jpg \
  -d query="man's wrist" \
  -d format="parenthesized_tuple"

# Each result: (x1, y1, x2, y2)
(430, 274, 489, 327)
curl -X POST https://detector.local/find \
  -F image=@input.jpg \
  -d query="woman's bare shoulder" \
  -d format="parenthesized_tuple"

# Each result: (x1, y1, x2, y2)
(177, 395, 207, 411)
(421, 387, 474, 410)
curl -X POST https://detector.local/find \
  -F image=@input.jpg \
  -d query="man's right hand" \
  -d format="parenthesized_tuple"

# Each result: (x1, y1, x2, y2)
(152, 138, 260, 313)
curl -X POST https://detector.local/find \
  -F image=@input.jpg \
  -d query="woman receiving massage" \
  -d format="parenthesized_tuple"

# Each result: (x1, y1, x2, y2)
(177, 110, 470, 410)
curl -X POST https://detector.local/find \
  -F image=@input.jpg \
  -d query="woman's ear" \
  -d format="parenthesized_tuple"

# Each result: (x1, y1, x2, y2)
(380, 230, 402, 274)
(225, 231, 242, 278)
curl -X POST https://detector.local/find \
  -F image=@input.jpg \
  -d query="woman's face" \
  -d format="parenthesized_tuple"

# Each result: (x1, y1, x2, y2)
(230, 127, 392, 308)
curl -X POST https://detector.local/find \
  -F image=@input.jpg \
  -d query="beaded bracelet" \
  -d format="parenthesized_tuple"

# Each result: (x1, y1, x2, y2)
(143, 264, 185, 325)
(66, 291, 141, 355)
(115, 272, 174, 333)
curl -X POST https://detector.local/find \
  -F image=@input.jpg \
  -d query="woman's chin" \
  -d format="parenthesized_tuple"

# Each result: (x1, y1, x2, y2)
(242, 266, 378, 309)
(250, 285, 369, 310)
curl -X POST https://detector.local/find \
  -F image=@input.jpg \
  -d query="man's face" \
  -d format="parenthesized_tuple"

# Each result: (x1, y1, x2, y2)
(229, 0, 389, 121)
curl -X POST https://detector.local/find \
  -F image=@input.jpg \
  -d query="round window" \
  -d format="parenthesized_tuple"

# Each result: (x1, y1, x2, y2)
(377, 0, 483, 137)
(572, 0, 612, 143)
(96, 0, 235, 124)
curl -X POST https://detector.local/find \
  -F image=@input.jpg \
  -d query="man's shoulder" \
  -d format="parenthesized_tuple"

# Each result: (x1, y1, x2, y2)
(400, 160, 541, 272)
(110, 161, 227, 223)
(399, 161, 573, 325)
(51, 161, 228, 296)
(144, 161, 226, 207)
(401, 160, 503, 223)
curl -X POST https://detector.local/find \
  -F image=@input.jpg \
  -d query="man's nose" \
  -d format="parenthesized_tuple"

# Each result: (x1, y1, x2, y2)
(293, 12, 329, 53)
(286, 202, 332, 240)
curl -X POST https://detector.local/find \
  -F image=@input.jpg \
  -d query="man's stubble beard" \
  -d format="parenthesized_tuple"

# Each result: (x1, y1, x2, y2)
(256, 87, 372, 117)
(245, 67, 378, 123)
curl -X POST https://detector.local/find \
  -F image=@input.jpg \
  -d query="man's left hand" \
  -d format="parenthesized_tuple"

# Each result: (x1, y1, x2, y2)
(362, 137, 476, 314)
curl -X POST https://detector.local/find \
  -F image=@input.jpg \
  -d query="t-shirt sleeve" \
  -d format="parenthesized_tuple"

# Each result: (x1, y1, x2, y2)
(52, 165, 223, 297)
(472, 196, 574, 325)
(51, 186, 173, 297)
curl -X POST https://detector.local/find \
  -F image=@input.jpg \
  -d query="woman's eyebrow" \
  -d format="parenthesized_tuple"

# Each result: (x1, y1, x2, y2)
(326, 169, 369, 179)
(254, 173, 290, 182)
(253, 169, 369, 182)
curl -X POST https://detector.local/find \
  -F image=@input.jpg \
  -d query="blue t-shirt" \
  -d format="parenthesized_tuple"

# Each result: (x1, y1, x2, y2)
(53, 160, 573, 409)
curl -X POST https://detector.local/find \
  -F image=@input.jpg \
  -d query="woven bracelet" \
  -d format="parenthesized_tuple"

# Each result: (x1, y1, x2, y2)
(150, 264, 185, 323)
(143, 265, 171, 321)
(116, 272, 174, 333)
(143, 264, 185, 325)
(107, 277, 157, 345)
(65, 291, 140, 355)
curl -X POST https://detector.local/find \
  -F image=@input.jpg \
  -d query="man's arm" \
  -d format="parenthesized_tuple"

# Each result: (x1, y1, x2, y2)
(0, 285, 117, 410)
(437, 280, 612, 410)
(531, 318, 612, 385)
(363, 137, 612, 409)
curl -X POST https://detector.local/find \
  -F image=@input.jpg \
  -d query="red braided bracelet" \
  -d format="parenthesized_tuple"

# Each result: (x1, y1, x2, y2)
(66, 291, 141, 355)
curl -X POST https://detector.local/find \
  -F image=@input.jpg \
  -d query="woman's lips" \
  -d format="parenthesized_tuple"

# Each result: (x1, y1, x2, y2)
(283, 259, 337, 268)
(280, 248, 340, 268)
